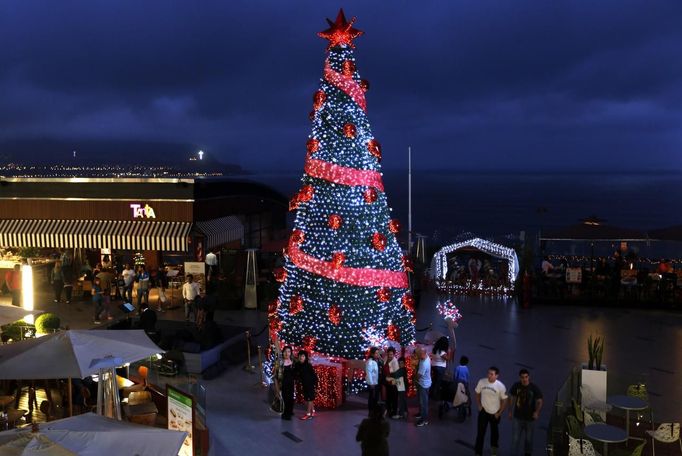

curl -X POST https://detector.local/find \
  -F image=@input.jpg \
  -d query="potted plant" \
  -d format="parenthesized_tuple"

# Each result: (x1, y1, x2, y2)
(34, 313, 61, 336)
(581, 334, 607, 418)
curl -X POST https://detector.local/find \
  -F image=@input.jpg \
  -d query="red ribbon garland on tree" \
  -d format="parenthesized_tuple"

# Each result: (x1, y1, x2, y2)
(305, 158, 384, 191)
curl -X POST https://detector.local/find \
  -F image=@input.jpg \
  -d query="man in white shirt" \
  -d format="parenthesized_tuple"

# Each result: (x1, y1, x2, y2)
(365, 347, 380, 415)
(182, 274, 201, 321)
(474, 366, 508, 456)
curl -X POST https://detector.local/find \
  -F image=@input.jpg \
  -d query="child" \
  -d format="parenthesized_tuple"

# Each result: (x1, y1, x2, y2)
(296, 350, 317, 420)
(389, 357, 409, 419)
(454, 355, 471, 420)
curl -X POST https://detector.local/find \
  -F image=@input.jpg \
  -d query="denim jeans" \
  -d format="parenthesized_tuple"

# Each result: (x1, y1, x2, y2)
(475, 410, 500, 455)
(137, 288, 149, 307)
(367, 384, 380, 412)
(417, 384, 429, 420)
(511, 417, 535, 456)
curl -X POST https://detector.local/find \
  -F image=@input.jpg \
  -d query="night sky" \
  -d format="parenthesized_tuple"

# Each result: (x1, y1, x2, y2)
(1, 1, 681, 171)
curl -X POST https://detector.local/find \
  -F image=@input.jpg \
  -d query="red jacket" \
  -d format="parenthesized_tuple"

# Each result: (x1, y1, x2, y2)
(4, 270, 21, 291)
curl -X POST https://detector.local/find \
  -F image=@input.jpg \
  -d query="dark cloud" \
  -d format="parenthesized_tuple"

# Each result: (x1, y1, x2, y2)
(0, 0, 680, 170)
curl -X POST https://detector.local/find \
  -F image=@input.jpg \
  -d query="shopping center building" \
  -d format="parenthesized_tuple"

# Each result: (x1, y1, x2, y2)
(0, 177, 288, 270)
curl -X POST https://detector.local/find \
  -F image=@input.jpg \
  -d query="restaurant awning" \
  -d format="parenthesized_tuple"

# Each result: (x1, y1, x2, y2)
(195, 215, 244, 249)
(0, 219, 191, 251)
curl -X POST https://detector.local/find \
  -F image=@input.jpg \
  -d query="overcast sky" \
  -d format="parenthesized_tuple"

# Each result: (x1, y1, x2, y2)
(1, 1, 680, 171)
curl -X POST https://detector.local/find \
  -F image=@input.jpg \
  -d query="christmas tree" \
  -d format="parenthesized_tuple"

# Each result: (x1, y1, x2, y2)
(270, 10, 415, 361)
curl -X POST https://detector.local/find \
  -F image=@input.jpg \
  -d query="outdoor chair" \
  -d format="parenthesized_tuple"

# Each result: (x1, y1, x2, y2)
(646, 423, 681, 456)
(39, 400, 56, 422)
(611, 441, 646, 456)
(567, 415, 583, 439)
(569, 435, 601, 456)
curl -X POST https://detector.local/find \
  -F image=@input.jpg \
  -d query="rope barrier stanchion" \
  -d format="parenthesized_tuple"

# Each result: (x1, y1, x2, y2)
(243, 330, 256, 373)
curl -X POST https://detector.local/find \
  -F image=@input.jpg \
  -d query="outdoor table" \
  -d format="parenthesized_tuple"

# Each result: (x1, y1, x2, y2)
(608, 395, 648, 444)
(584, 423, 628, 456)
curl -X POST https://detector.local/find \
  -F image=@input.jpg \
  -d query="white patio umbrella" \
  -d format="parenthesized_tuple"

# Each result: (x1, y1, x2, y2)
(0, 330, 163, 417)
(0, 304, 42, 327)
(0, 330, 161, 380)
(0, 413, 186, 456)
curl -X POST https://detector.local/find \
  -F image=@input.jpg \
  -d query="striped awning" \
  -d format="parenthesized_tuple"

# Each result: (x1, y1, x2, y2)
(195, 216, 244, 250)
(0, 219, 191, 251)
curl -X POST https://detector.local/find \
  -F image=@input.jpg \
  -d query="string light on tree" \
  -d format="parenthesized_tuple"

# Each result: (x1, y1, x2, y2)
(269, 9, 415, 363)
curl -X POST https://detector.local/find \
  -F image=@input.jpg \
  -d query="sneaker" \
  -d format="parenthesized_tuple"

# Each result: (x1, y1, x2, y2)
(299, 414, 311, 421)
(391, 415, 401, 419)
(93, 320, 101, 325)
(415, 415, 422, 420)
(416, 420, 429, 427)
(53, 299, 59, 303)
(65, 301, 70, 304)
(156, 307, 165, 313)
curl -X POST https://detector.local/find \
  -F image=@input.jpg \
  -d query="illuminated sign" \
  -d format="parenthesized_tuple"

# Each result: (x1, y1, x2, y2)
(130, 203, 156, 219)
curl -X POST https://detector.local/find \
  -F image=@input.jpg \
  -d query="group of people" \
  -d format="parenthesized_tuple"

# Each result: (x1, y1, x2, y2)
(273, 346, 318, 421)
(354, 319, 544, 456)
(88, 261, 166, 324)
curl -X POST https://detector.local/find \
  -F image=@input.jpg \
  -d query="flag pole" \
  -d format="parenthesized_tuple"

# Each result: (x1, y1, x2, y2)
(408, 146, 412, 255)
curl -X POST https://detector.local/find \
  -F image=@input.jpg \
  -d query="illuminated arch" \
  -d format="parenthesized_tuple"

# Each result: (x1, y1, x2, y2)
(430, 238, 519, 290)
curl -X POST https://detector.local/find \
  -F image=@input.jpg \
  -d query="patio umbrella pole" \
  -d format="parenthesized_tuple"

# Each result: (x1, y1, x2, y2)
(68, 378, 73, 417)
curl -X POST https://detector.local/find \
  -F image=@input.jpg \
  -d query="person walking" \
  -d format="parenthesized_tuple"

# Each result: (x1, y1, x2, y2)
(136, 265, 150, 308)
(121, 264, 135, 303)
(182, 274, 201, 322)
(365, 347, 380, 414)
(474, 366, 508, 456)
(50, 261, 64, 303)
(96, 268, 114, 316)
(508, 369, 543, 456)
(279, 346, 295, 420)
(356, 404, 390, 456)
(4, 264, 21, 307)
(92, 277, 104, 324)
(455, 355, 472, 420)
(416, 346, 432, 427)
(296, 350, 317, 420)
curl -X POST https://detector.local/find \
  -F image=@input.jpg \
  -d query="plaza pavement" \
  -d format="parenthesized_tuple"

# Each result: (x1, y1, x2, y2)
(2, 287, 681, 455)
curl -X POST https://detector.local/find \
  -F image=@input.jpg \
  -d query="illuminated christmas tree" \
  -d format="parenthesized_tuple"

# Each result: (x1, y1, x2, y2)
(270, 10, 415, 361)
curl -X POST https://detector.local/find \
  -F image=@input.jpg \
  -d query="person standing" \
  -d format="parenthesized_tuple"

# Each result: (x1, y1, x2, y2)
(50, 261, 64, 303)
(389, 357, 409, 419)
(136, 265, 150, 308)
(92, 277, 104, 324)
(508, 369, 543, 456)
(416, 346, 432, 427)
(383, 347, 399, 418)
(474, 366, 508, 456)
(279, 346, 295, 420)
(365, 347, 380, 414)
(356, 404, 390, 456)
(455, 356, 472, 420)
(182, 274, 201, 322)
(96, 268, 114, 309)
(4, 264, 22, 307)
(296, 350, 317, 420)
(61, 262, 74, 304)
(121, 264, 135, 303)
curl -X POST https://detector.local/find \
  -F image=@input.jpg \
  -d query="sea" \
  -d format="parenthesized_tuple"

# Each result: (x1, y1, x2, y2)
(247, 170, 682, 259)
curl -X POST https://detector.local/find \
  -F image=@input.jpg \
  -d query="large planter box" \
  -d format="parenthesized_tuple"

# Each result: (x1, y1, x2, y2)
(581, 364, 607, 418)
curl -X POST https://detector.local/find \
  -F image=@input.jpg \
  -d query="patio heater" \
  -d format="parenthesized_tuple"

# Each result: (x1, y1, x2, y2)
(92, 356, 123, 420)
(244, 249, 258, 309)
